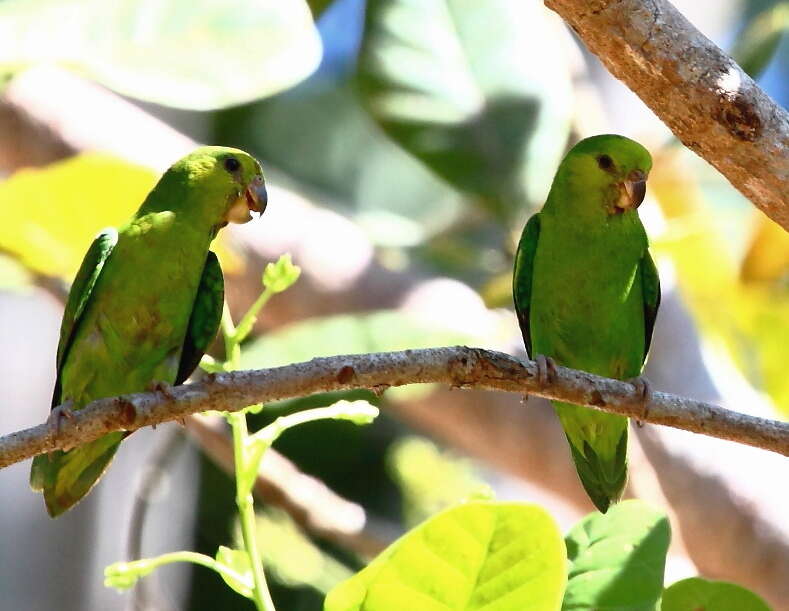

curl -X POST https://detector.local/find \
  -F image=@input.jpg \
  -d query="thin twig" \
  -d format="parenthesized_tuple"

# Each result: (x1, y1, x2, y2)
(183, 414, 392, 557)
(2, 347, 787, 468)
(545, 0, 789, 229)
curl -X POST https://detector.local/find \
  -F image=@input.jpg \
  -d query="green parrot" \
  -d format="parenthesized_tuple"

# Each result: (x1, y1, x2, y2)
(30, 146, 267, 517)
(513, 134, 660, 513)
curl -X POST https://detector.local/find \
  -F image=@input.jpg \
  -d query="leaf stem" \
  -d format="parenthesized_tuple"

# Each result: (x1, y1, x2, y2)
(224, 292, 278, 611)
(233, 287, 274, 345)
(229, 411, 275, 611)
(221, 303, 241, 370)
(106, 551, 250, 590)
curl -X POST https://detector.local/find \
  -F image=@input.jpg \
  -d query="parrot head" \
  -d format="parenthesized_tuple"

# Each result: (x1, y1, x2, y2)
(555, 134, 652, 219)
(155, 146, 267, 229)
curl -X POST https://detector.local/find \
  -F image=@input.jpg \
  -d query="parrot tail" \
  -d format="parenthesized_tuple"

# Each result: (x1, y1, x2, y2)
(554, 401, 628, 513)
(30, 432, 123, 517)
(567, 431, 628, 513)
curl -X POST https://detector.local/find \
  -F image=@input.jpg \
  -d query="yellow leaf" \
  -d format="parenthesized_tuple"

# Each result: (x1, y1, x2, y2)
(740, 213, 789, 285)
(0, 153, 242, 280)
(650, 149, 789, 414)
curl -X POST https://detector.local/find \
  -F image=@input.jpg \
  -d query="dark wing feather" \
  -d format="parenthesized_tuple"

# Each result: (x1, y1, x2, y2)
(640, 249, 661, 364)
(176, 251, 224, 385)
(52, 228, 118, 406)
(512, 213, 541, 358)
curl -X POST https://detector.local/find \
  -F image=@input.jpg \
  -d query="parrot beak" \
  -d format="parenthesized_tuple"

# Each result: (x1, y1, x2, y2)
(226, 175, 267, 224)
(245, 175, 267, 216)
(616, 170, 647, 212)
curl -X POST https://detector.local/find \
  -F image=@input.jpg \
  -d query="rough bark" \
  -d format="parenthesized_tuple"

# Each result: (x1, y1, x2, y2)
(545, 0, 789, 229)
(1, 347, 787, 468)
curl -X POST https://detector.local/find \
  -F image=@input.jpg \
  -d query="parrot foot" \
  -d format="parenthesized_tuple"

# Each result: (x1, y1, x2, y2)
(535, 354, 558, 387)
(147, 381, 176, 401)
(47, 400, 76, 436)
(627, 376, 652, 427)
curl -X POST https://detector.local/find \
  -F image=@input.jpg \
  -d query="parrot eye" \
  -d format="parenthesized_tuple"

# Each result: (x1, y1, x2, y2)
(596, 154, 614, 171)
(224, 157, 241, 173)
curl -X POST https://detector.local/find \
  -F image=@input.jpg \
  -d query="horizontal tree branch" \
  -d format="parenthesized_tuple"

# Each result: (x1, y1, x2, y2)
(1, 347, 787, 469)
(545, 0, 789, 230)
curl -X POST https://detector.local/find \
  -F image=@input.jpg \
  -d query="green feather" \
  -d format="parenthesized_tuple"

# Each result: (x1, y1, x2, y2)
(31, 147, 264, 516)
(176, 250, 224, 385)
(513, 134, 659, 513)
(512, 213, 541, 357)
(640, 250, 661, 360)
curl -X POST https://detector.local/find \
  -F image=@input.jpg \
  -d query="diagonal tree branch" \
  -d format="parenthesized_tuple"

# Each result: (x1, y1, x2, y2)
(545, 0, 789, 230)
(1, 346, 787, 469)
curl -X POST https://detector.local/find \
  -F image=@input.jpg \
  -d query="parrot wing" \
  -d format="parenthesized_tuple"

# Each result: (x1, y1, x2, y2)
(640, 249, 661, 363)
(512, 213, 541, 357)
(31, 228, 117, 497)
(52, 228, 118, 407)
(175, 250, 224, 385)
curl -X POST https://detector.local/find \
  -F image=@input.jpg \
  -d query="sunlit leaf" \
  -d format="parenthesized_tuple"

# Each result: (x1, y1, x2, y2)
(325, 501, 566, 611)
(563, 500, 670, 610)
(357, 0, 573, 221)
(0, 0, 322, 109)
(662, 577, 770, 611)
(0, 155, 157, 278)
(215, 546, 255, 599)
(0, 154, 241, 281)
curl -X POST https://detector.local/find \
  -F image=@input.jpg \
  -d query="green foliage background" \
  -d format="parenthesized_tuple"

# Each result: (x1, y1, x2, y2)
(0, 0, 786, 609)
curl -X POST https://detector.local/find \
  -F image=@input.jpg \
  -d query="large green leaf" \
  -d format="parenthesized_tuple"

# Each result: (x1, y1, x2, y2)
(357, 0, 573, 221)
(0, 0, 321, 109)
(324, 501, 567, 611)
(563, 500, 670, 611)
(235, 84, 466, 247)
(661, 577, 770, 611)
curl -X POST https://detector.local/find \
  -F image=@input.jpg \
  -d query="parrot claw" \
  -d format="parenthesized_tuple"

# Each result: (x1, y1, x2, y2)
(47, 400, 76, 437)
(147, 381, 176, 401)
(535, 354, 558, 388)
(627, 375, 652, 427)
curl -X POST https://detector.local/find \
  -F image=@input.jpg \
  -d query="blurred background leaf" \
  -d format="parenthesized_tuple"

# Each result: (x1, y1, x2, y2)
(0, 0, 322, 109)
(731, 2, 789, 78)
(251, 509, 353, 594)
(387, 436, 483, 527)
(650, 149, 789, 414)
(222, 85, 466, 249)
(356, 0, 573, 223)
(0, 0, 787, 609)
(0, 154, 242, 280)
(0, 154, 157, 277)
